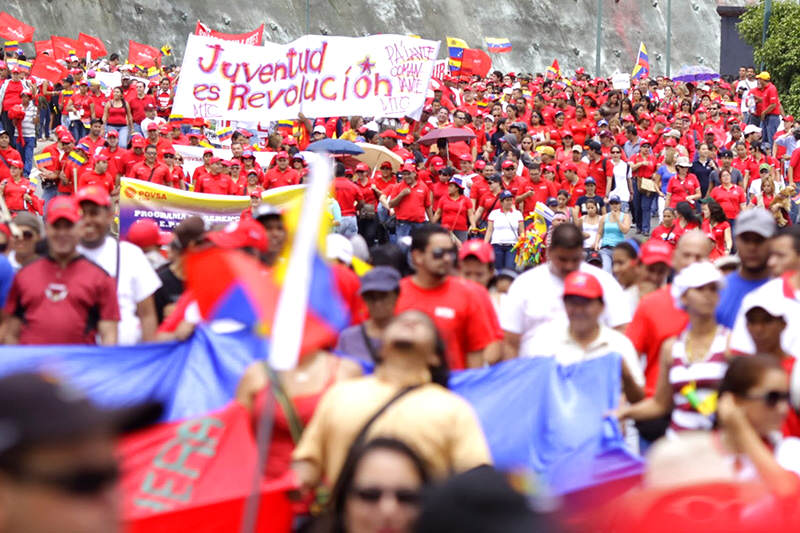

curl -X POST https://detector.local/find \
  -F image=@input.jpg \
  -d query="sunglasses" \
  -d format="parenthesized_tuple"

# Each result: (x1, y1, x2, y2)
(430, 247, 458, 260)
(351, 487, 420, 505)
(745, 390, 790, 407)
(610, 150, 621, 154)
(18, 230, 36, 240)
(13, 464, 120, 496)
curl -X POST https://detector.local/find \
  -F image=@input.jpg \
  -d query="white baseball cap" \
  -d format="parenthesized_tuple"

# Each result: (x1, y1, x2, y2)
(671, 261, 726, 307)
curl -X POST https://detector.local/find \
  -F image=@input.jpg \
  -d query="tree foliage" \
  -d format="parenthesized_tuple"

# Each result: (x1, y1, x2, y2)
(738, 1, 800, 114)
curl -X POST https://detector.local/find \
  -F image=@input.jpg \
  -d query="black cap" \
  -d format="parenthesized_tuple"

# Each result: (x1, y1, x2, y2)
(0, 372, 162, 455)
(719, 149, 733, 158)
(415, 466, 543, 533)
(586, 249, 603, 265)
(359, 266, 401, 294)
(587, 140, 602, 152)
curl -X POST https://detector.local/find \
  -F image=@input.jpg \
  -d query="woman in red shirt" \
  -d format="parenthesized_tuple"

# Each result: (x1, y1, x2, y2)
(651, 207, 680, 247)
(701, 198, 732, 259)
(567, 105, 592, 147)
(666, 157, 701, 208)
(0, 159, 36, 213)
(710, 168, 746, 221)
(433, 176, 475, 242)
(162, 149, 186, 190)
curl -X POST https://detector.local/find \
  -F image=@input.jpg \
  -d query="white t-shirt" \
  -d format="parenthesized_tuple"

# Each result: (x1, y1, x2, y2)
(500, 262, 632, 356)
(140, 116, 166, 134)
(523, 321, 645, 386)
(488, 208, 523, 245)
(729, 278, 800, 356)
(609, 160, 631, 202)
(78, 236, 162, 345)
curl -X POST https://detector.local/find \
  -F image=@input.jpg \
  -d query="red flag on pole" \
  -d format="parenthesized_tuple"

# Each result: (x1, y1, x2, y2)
(460, 49, 492, 78)
(128, 39, 161, 68)
(120, 403, 294, 532)
(78, 32, 108, 58)
(51, 36, 83, 60)
(34, 39, 54, 57)
(0, 12, 35, 43)
(30, 54, 69, 83)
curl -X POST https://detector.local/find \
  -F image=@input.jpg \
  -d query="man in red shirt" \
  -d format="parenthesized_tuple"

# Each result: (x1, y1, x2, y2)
(0, 67, 30, 151)
(78, 118, 106, 156)
(0, 129, 22, 181)
(585, 140, 614, 197)
(386, 163, 432, 240)
(192, 149, 214, 187)
(123, 137, 147, 176)
(333, 163, 363, 239)
(126, 82, 155, 133)
(395, 224, 502, 369)
(194, 158, 237, 195)
(78, 154, 115, 193)
(2, 196, 119, 345)
(97, 130, 127, 180)
(753, 71, 782, 148)
(88, 80, 108, 120)
(517, 163, 555, 216)
(262, 151, 300, 189)
(131, 145, 170, 185)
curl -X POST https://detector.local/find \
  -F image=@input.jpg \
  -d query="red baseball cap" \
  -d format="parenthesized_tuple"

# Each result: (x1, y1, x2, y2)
(126, 219, 171, 249)
(379, 130, 400, 139)
(663, 138, 678, 147)
(458, 239, 495, 264)
(146, 123, 159, 131)
(106, 129, 118, 137)
(501, 160, 515, 169)
(6, 158, 23, 169)
(641, 239, 673, 267)
(400, 163, 416, 172)
(206, 218, 269, 253)
(93, 154, 109, 162)
(59, 133, 75, 144)
(563, 271, 603, 300)
(474, 160, 487, 170)
(275, 150, 289, 160)
(379, 161, 394, 169)
(131, 137, 147, 148)
(76, 185, 111, 207)
(458, 152, 472, 162)
(46, 196, 81, 225)
(355, 162, 370, 172)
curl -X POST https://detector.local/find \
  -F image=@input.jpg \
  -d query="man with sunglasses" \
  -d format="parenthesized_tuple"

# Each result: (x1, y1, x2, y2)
(395, 224, 502, 369)
(0, 371, 161, 533)
(8, 212, 41, 271)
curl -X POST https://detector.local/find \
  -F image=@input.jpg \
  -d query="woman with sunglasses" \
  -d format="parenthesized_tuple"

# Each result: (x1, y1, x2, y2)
(8, 212, 41, 271)
(617, 262, 729, 436)
(161, 148, 186, 190)
(310, 438, 430, 533)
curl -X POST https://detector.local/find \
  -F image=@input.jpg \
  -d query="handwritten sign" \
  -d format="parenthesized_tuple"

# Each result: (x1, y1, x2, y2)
(431, 59, 448, 80)
(172, 34, 440, 122)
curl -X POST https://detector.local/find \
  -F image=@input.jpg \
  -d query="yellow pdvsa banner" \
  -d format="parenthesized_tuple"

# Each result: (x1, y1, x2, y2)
(119, 178, 305, 235)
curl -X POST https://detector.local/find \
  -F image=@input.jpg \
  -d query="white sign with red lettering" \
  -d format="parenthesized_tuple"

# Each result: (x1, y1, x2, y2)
(172, 34, 440, 122)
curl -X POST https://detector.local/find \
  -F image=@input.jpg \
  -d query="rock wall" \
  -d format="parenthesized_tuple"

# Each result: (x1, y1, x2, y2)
(4, 0, 721, 76)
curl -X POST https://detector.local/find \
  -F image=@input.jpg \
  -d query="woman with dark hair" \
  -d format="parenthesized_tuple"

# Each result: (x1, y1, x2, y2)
(310, 438, 430, 533)
(528, 110, 549, 148)
(651, 207, 680, 247)
(701, 198, 732, 259)
(710, 168, 746, 223)
(674, 200, 701, 240)
(292, 310, 490, 493)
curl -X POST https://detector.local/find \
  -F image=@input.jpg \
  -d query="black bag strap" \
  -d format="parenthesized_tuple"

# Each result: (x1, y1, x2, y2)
(349, 384, 420, 451)
(359, 323, 381, 364)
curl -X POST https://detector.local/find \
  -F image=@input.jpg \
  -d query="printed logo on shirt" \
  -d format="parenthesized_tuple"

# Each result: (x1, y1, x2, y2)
(45, 283, 68, 302)
(434, 306, 456, 319)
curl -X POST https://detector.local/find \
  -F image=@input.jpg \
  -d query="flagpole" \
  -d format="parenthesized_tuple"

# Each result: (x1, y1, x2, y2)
(595, 0, 602, 77)
(666, 0, 672, 77)
(239, 151, 334, 533)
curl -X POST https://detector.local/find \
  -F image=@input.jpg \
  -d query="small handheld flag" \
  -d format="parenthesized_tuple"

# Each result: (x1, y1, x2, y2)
(4, 41, 19, 54)
(146, 66, 159, 81)
(217, 127, 233, 142)
(34, 152, 53, 166)
(160, 45, 172, 57)
(447, 36, 468, 75)
(68, 151, 87, 165)
(17, 60, 31, 72)
(485, 37, 512, 54)
(631, 42, 649, 80)
(546, 59, 561, 80)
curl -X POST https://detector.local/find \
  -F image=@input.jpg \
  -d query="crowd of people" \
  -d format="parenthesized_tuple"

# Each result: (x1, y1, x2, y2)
(0, 36, 800, 532)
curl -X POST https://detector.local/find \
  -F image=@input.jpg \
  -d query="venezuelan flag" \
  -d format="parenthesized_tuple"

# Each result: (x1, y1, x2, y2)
(17, 60, 31, 72)
(447, 36, 467, 74)
(217, 127, 233, 141)
(34, 152, 53, 166)
(485, 37, 512, 54)
(476, 100, 489, 109)
(546, 59, 561, 80)
(146, 67, 159, 81)
(276, 120, 295, 132)
(168, 114, 184, 123)
(67, 151, 87, 165)
(631, 42, 649, 80)
(4, 41, 19, 54)
(396, 122, 410, 135)
(62, 89, 74, 97)
(160, 45, 172, 57)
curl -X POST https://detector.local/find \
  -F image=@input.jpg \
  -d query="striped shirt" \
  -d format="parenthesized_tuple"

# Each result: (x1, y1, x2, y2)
(668, 326, 729, 434)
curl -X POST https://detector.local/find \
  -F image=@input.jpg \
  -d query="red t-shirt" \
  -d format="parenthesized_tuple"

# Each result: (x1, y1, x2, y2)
(123, 152, 145, 176)
(396, 276, 502, 370)
(78, 169, 115, 193)
(333, 177, 363, 216)
(710, 185, 746, 220)
(98, 146, 127, 178)
(0, 147, 22, 181)
(436, 195, 472, 231)
(762, 83, 780, 116)
(1, 178, 35, 211)
(666, 174, 700, 208)
(477, 192, 500, 222)
(626, 285, 689, 396)
(520, 178, 556, 215)
(1, 80, 23, 111)
(78, 135, 106, 157)
(89, 92, 108, 119)
(263, 167, 300, 189)
(587, 157, 613, 196)
(389, 181, 431, 223)
(560, 178, 586, 207)
(4, 256, 120, 345)
(126, 94, 156, 124)
(130, 161, 171, 186)
(195, 173, 238, 195)
(331, 262, 367, 325)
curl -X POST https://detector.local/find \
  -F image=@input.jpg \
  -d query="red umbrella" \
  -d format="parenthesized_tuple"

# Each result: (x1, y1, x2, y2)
(418, 127, 476, 146)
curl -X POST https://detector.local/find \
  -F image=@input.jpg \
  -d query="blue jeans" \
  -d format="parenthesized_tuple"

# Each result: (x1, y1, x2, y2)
(600, 246, 614, 273)
(21, 137, 35, 177)
(396, 220, 425, 241)
(760, 114, 781, 149)
(107, 125, 129, 149)
(492, 243, 516, 271)
(638, 193, 657, 234)
(38, 105, 50, 139)
(69, 121, 86, 143)
(337, 215, 358, 238)
(41, 185, 60, 215)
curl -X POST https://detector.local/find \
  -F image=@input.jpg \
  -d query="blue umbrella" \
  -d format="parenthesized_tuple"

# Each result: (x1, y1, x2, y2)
(306, 138, 364, 155)
(672, 65, 720, 83)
